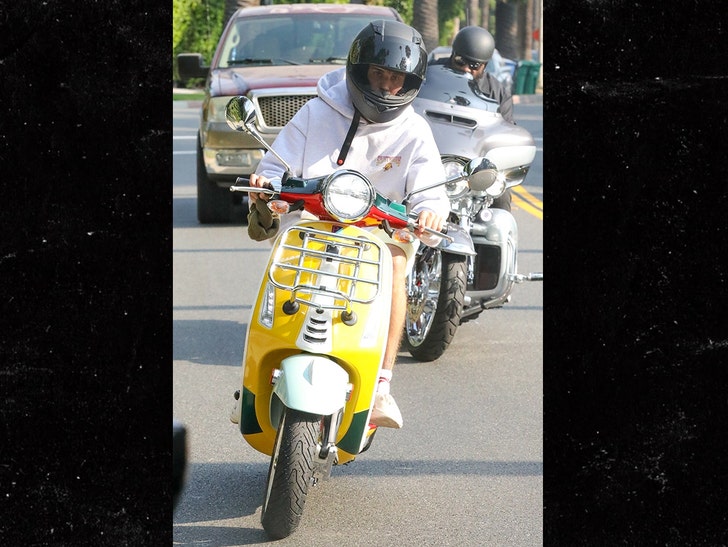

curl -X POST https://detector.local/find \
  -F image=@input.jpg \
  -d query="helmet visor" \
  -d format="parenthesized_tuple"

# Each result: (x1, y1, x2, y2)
(349, 31, 427, 83)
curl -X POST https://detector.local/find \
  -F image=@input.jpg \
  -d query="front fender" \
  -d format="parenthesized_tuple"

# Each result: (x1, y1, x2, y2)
(270, 354, 349, 427)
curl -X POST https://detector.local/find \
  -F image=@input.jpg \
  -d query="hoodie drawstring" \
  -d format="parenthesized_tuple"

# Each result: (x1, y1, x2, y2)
(336, 108, 361, 166)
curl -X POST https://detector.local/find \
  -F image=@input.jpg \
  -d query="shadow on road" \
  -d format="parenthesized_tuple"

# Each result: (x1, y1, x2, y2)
(173, 319, 248, 366)
(174, 457, 542, 524)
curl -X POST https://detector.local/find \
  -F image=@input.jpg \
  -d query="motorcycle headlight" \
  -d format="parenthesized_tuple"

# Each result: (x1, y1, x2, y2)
(484, 173, 507, 198)
(321, 170, 375, 222)
(442, 157, 469, 199)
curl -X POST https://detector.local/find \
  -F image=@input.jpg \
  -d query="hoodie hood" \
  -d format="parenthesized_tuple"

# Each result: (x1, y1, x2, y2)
(317, 68, 355, 119)
(316, 68, 414, 126)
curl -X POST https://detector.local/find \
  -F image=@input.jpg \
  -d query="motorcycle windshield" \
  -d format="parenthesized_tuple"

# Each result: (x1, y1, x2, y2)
(417, 64, 500, 113)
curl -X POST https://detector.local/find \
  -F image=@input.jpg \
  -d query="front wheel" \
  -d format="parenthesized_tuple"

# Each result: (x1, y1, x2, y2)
(261, 407, 320, 539)
(404, 249, 467, 362)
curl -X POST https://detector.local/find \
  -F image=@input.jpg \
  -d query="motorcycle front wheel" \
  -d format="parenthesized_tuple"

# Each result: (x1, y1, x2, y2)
(404, 248, 467, 362)
(261, 407, 320, 539)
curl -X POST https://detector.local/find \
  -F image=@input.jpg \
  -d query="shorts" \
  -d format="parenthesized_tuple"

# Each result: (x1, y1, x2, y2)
(364, 225, 420, 273)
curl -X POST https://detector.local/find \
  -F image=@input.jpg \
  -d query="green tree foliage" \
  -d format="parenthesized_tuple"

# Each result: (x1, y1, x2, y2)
(173, 0, 225, 83)
(438, 0, 465, 45)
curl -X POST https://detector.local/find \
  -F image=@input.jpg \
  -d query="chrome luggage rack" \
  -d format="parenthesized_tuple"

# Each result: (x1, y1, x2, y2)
(268, 225, 384, 311)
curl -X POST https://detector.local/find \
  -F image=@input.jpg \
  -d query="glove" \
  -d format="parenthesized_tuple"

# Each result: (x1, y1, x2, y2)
(247, 199, 280, 241)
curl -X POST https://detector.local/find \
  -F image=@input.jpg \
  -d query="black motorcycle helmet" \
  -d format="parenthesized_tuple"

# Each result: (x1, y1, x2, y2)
(346, 20, 427, 123)
(451, 26, 495, 64)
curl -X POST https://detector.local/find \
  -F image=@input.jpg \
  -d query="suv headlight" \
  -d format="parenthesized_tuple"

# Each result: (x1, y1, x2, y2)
(321, 170, 375, 222)
(208, 96, 235, 123)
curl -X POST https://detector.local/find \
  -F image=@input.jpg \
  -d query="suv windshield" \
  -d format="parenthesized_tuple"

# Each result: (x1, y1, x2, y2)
(218, 14, 385, 68)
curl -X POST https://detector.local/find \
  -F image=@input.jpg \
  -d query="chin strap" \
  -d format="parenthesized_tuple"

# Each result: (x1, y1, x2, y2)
(336, 108, 362, 166)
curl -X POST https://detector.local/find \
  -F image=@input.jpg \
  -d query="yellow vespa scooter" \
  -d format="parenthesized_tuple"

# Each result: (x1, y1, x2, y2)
(224, 96, 486, 539)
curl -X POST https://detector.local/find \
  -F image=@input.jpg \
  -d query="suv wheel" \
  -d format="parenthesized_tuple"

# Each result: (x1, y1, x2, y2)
(197, 136, 231, 224)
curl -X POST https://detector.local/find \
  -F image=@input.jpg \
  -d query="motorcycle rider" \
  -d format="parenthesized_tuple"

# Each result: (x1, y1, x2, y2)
(246, 21, 450, 429)
(438, 26, 514, 123)
(430, 25, 514, 210)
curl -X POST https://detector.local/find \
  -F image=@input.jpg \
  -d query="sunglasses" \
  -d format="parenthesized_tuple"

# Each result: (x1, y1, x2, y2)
(453, 55, 484, 71)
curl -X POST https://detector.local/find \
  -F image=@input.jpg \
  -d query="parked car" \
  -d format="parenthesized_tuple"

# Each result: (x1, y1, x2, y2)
(428, 45, 515, 93)
(178, 4, 403, 223)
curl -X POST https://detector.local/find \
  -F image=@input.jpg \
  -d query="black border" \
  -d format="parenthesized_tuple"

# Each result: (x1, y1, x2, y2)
(543, 0, 728, 543)
(3, 1, 728, 544)
(1, 2, 173, 543)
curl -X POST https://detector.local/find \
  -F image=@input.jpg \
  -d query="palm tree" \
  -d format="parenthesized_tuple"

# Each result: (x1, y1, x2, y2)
(413, 0, 440, 53)
(495, 0, 523, 60)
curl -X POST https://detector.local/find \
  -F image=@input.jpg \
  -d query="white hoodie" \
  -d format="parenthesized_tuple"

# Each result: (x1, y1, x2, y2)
(256, 68, 450, 219)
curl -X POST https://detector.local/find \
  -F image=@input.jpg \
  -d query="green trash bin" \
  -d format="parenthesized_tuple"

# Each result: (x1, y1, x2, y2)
(514, 60, 541, 94)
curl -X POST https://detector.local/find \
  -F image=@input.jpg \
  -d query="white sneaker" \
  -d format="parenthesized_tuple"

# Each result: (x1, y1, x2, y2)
(370, 392, 403, 429)
(230, 395, 241, 424)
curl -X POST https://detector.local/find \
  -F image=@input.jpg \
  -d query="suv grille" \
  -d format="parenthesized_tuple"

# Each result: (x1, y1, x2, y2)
(258, 95, 316, 128)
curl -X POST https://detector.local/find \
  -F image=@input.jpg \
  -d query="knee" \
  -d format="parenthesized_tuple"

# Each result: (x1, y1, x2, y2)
(388, 245, 407, 280)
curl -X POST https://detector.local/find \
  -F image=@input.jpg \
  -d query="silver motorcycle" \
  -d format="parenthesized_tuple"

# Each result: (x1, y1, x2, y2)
(404, 64, 543, 361)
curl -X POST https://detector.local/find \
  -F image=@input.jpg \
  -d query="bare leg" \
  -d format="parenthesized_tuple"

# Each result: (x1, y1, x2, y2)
(370, 244, 407, 428)
(382, 245, 407, 372)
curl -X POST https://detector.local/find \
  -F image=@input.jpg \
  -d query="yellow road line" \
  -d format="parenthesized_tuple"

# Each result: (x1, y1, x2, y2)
(511, 186, 543, 220)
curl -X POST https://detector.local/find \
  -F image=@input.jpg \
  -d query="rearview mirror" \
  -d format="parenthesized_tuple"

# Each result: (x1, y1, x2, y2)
(225, 96, 257, 131)
(225, 96, 293, 173)
(464, 157, 498, 192)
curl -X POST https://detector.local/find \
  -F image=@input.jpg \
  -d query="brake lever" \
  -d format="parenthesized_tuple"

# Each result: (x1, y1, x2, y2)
(408, 221, 455, 243)
(230, 177, 278, 195)
(229, 185, 277, 196)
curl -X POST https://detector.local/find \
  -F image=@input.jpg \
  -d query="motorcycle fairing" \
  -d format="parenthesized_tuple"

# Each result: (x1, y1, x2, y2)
(465, 208, 518, 311)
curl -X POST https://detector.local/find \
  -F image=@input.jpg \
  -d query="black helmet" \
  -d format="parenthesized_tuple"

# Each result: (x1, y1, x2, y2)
(346, 20, 427, 123)
(451, 26, 495, 64)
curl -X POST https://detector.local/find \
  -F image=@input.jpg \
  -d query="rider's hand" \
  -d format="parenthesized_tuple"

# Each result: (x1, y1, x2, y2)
(248, 173, 274, 204)
(247, 173, 279, 241)
(414, 209, 445, 236)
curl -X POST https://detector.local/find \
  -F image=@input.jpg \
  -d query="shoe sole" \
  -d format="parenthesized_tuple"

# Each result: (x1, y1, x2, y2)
(370, 415, 402, 429)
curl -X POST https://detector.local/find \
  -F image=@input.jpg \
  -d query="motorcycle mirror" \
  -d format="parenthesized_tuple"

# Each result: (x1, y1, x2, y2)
(402, 156, 500, 205)
(464, 157, 499, 192)
(225, 95, 257, 130)
(225, 96, 293, 174)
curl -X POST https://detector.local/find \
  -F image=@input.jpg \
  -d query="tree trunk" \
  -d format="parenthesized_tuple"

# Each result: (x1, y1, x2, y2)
(412, 0, 440, 53)
(525, 0, 534, 59)
(495, 0, 522, 60)
(479, 0, 490, 29)
(466, 0, 479, 26)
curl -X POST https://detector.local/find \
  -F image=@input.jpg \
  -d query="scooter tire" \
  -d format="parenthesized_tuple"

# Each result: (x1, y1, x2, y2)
(261, 407, 320, 539)
(405, 251, 467, 362)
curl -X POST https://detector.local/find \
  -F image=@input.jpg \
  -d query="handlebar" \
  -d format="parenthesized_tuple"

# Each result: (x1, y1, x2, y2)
(230, 177, 454, 243)
(229, 185, 277, 196)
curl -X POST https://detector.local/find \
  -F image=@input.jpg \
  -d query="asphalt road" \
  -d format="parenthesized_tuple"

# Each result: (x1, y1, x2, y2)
(173, 96, 543, 546)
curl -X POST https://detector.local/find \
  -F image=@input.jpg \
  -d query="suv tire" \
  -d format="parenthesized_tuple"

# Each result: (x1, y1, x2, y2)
(197, 135, 231, 224)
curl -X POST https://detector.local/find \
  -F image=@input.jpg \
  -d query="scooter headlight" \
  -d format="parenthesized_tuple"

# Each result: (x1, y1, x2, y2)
(321, 170, 375, 222)
(442, 157, 469, 199)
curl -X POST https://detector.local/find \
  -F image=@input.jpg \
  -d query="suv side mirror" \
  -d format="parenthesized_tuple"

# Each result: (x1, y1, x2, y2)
(177, 53, 209, 81)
